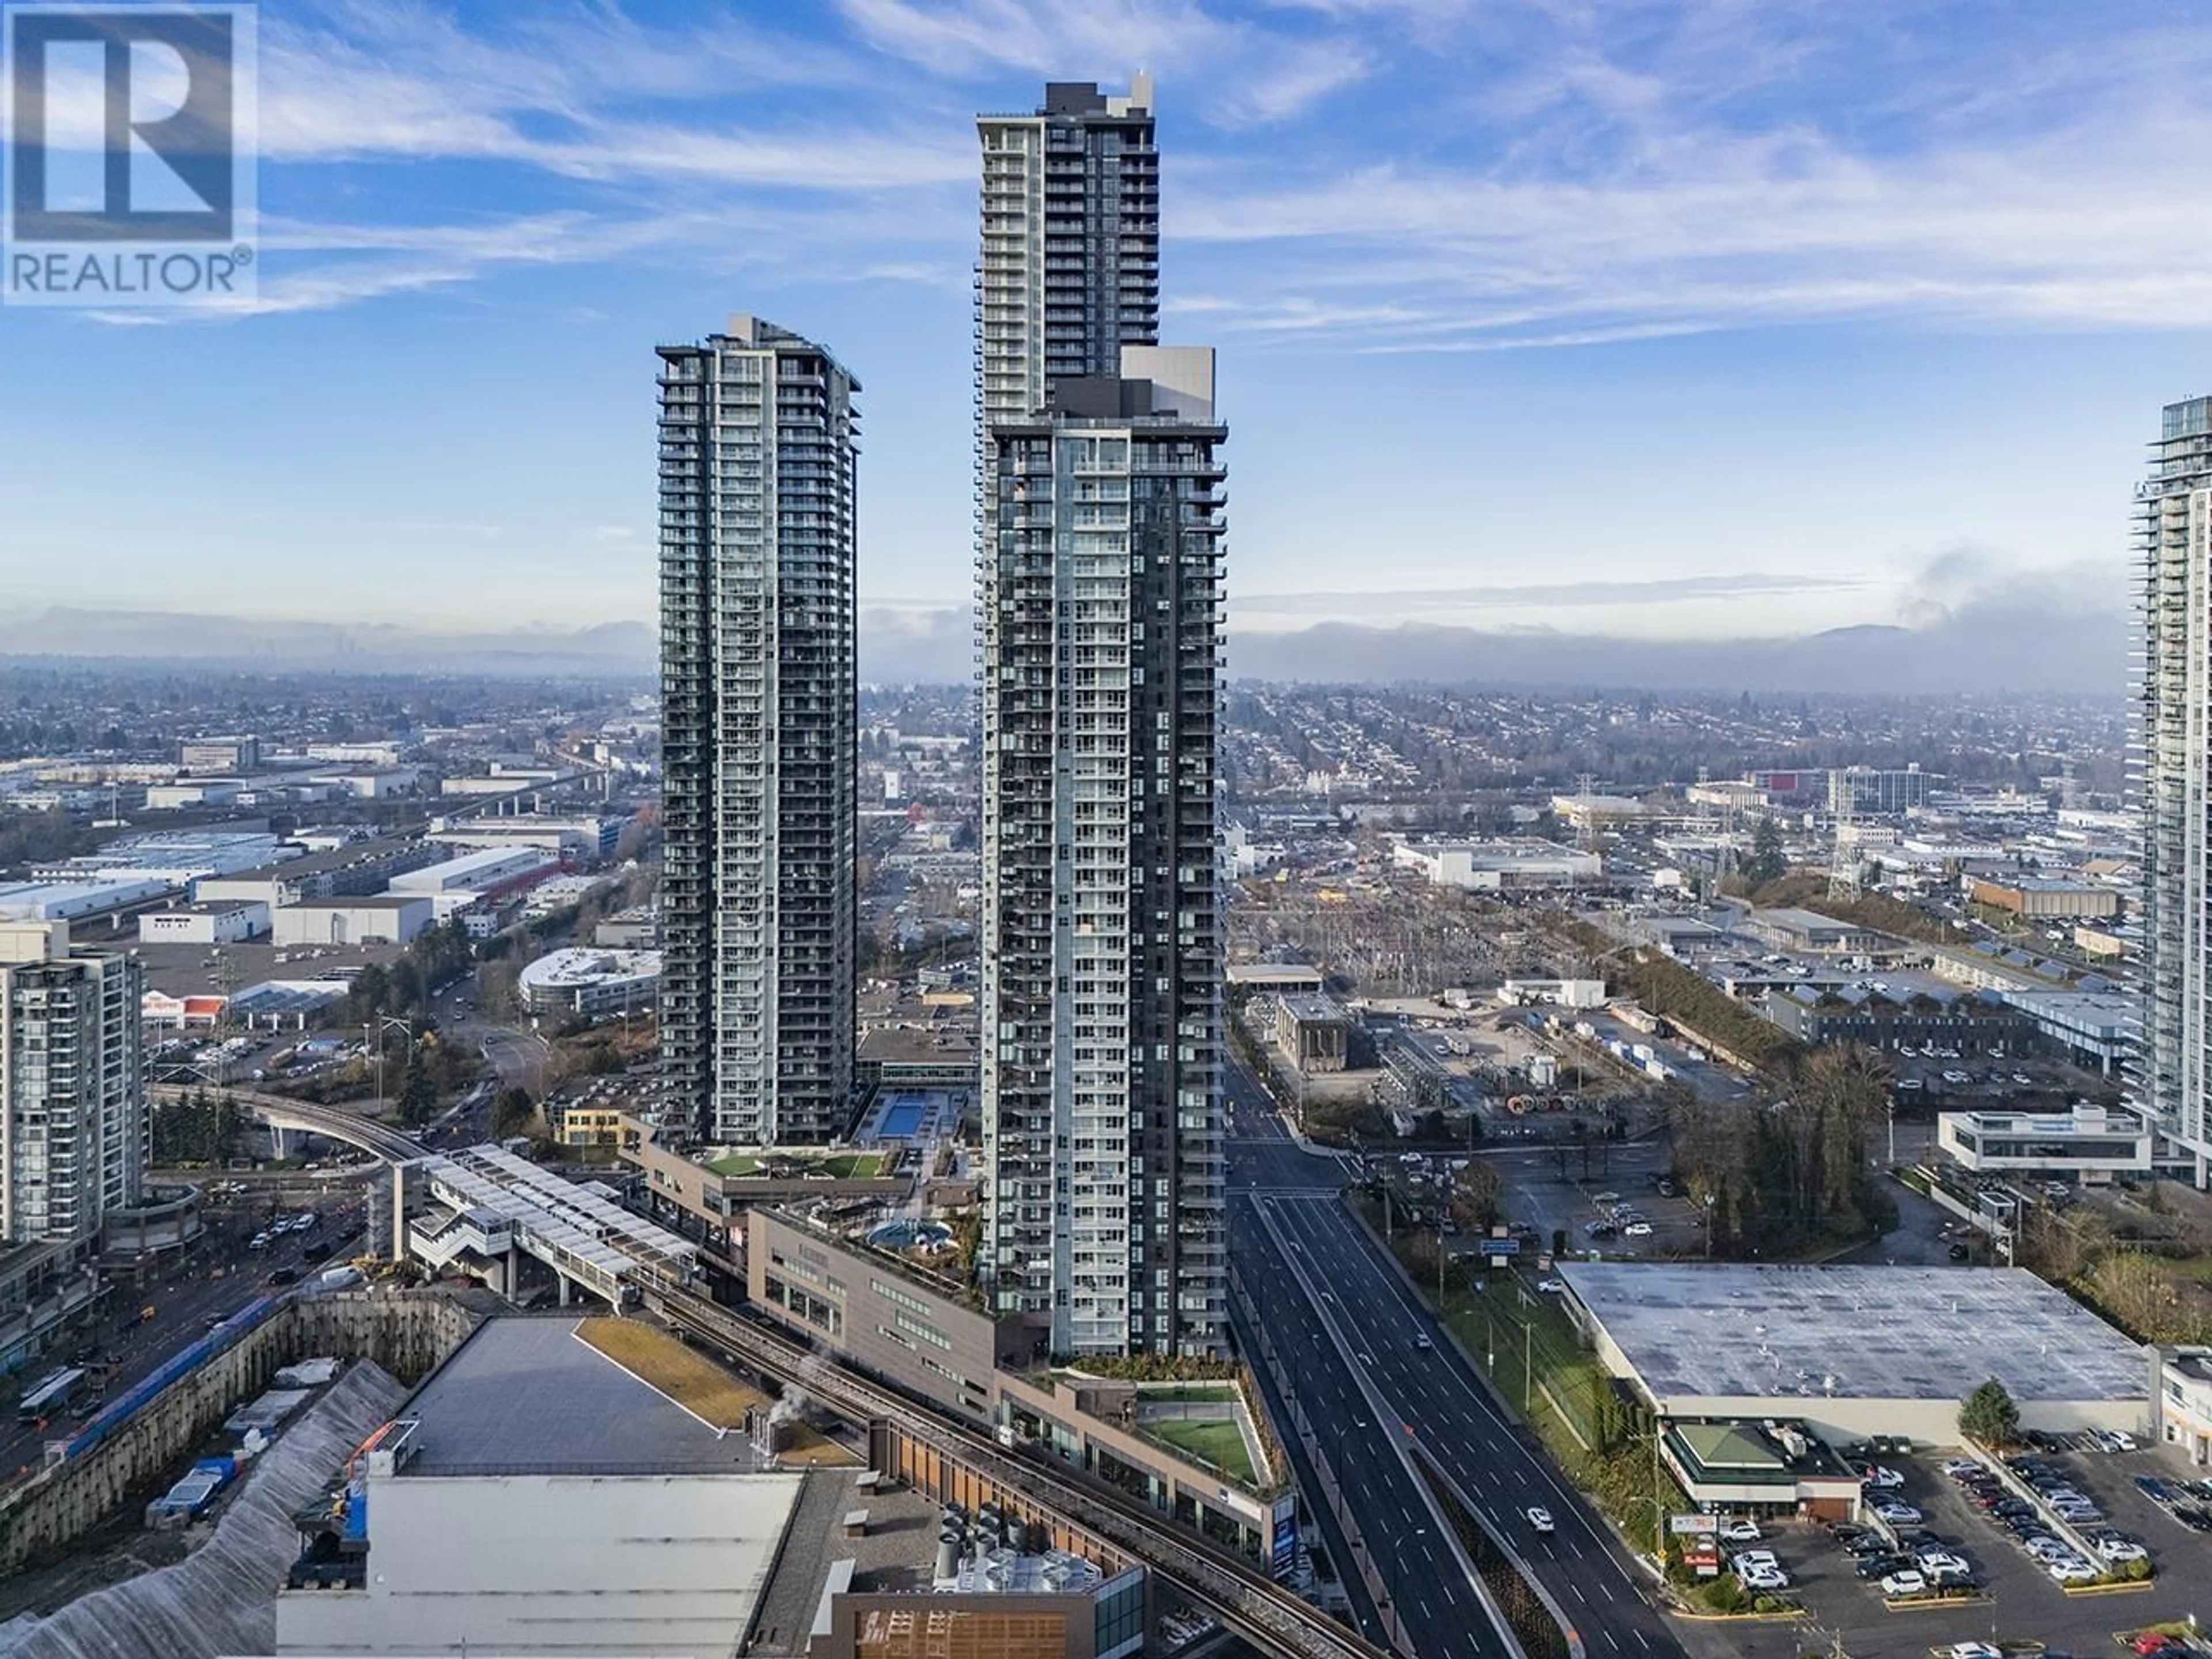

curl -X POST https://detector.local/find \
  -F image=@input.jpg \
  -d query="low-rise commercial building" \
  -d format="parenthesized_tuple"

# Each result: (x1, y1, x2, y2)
(272, 895, 434, 948)
(389, 846, 554, 895)
(744, 1209, 1296, 1573)
(1661, 1419, 1866, 1521)
(2153, 1347, 2212, 1465)
(1391, 838, 1603, 891)
(180, 734, 260, 774)
(275, 1317, 804, 1658)
(749, 1209, 1025, 1423)
(1224, 963, 1323, 995)
(1937, 1103, 2153, 1181)
(517, 947, 660, 1018)
(1766, 981, 2031, 1051)
(1968, 876, 2123, 921)
(1743, 907, 1886, 956)
(1997, 990, 2133, 1075)
(1271, 994, 1348, 1073)
(1559, 1262, 2150, 1446)
(0, 879, 168, 922)
(197, 837, 442, 909)
(138, 900, 271, 944)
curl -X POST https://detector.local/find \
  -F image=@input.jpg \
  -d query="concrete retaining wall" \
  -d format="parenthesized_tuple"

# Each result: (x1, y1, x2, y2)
(0, 1290, 480, 1575)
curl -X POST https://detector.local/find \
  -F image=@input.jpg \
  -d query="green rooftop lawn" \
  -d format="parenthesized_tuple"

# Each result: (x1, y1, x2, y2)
(707, 1153, 761, 1176)
(1148, 1416, 1256, 1483)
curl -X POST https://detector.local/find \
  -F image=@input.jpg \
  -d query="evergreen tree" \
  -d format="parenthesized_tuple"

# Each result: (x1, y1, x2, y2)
(1959, 1378, 2021, 1448)
(1743, 815, 1787, 887)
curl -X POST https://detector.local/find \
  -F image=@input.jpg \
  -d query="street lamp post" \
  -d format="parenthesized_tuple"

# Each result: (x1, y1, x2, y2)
(1334, 1415, 1368, 1520)
(1385, 1525, 1426, 1650)
(368, 1015, 414, 1111)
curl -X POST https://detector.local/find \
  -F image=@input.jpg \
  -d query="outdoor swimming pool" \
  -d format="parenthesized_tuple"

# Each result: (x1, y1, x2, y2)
(878, 1094, 926, 1137)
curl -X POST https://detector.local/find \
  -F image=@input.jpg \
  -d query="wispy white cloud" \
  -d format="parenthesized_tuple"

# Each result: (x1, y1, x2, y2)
(835, 0, 1371, 125)
(77, 0, 2212, 348)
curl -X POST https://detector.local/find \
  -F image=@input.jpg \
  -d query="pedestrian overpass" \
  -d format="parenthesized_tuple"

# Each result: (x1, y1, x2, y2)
(407, 1143, 696, 1306)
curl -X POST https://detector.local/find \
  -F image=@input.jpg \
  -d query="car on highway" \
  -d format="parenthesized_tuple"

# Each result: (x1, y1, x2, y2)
(266, 1267, 300, 1286)
(1524, 1506, 1554, 1533)
(1536, 1279, 1565, 1294)
(1414, 1334, 1433, 1351)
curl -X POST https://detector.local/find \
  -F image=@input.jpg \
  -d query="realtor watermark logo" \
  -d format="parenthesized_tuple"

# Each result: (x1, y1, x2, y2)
(3, 3, 256, 306)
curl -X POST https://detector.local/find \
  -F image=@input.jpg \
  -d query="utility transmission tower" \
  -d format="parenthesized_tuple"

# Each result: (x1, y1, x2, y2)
(1827, 774, 1862, 901)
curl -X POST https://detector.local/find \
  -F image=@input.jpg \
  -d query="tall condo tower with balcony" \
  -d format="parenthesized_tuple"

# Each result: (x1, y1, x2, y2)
(976, 78, 1228, 1357)
(0, 922, 145, 1247)
(658, 316, 859, 1147)
(2137, 395, 2212, 1179)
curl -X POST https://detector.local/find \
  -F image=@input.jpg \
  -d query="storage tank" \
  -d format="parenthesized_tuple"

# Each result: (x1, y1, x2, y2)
(935, 1533, 961, 1580)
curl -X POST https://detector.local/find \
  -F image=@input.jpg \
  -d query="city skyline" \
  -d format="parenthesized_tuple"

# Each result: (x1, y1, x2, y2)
(1, 0, 2203, 653)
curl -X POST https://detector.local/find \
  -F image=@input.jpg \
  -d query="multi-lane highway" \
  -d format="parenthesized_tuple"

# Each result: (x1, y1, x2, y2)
(1225, 1062, 1690, 1659)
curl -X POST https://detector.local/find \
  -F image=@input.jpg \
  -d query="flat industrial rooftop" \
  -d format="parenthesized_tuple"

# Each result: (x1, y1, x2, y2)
(401, 1315, 767, 1475)
(1559, 1263, 2147, 1406)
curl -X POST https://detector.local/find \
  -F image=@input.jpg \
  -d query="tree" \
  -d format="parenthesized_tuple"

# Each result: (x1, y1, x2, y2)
(491, 1086, 536, 1139)
(1959, 1377, 2020, 1448)
(1743, 815, 1787, 887)
(395, 1047, 437, 1127)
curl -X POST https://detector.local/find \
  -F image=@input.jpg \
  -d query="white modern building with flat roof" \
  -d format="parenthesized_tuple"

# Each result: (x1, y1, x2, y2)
(518, 948, 661, 1019)
(1391, 839, 1603, 891)
(138, 900, 271, 945)
(388, 846, 552, 895)
(1937, 1102, 2154, 1180)
(272, 895, 434, 948)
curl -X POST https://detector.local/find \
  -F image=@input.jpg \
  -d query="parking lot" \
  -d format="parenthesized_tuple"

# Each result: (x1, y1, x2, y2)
(1680, 1444, 2208, 1659)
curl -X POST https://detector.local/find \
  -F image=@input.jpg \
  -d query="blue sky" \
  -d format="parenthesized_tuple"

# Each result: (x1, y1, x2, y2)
(3, 0, 2208, 649)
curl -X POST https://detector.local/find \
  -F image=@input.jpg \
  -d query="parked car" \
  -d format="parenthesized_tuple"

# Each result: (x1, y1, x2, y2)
(1871, 1502, 1922, 1525)
(1855, 1554, 1909, 1580)
(1536, 1279, 1565, 1294)
(1718, 1519, 1761, 1543)
(1880, 1570, 1928, 1597)
(1623, 1222, 1653, 1237)
(1865, 1465, 1905, 1488)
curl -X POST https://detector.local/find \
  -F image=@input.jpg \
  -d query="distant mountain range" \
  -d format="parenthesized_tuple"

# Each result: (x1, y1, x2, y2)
(1224, 599, 2133, 696)
(0, 608, 659, 677)
(0, 597, 2128, 695)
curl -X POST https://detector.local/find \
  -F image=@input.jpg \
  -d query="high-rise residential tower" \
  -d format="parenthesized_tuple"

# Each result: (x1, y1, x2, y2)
(658, 316, 859, 1147)
(976, 79, 1228, 1357)
(2137, 395, 2212, 1178)
(0, 922, 145, 1246)
(976, 78, 1160, 435)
